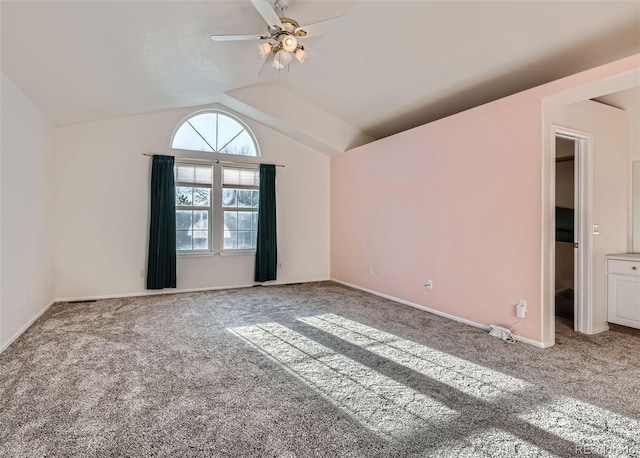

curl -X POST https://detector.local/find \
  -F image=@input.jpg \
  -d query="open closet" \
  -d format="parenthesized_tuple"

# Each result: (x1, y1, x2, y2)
(555, 137, 576, 324)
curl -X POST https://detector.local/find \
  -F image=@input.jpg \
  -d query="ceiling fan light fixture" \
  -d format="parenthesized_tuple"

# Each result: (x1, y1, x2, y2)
(258, 42, 273, 57)
(281, 34, 298, 52)
(211, 1, 345, 74)
(294, 46, 307, 63)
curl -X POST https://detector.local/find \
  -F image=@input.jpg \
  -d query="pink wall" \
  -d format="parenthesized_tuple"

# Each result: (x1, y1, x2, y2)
(331, 54, 640, 344)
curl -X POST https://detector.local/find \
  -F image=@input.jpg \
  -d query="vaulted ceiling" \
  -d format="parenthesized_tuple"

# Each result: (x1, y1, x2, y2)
(2, 1, 639, 153)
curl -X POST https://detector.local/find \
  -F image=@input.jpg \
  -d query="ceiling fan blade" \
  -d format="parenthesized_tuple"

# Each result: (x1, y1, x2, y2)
(258, 52, 273, 76)
(295, 16, 345, 38)
(210, 34, 266, 42)
(251, 0, 283, 29)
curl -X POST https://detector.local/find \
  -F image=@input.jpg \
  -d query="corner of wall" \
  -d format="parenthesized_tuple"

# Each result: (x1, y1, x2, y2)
(0, 71, 56, 351)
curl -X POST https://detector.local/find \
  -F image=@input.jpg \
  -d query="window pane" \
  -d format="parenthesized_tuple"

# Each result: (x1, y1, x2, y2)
(176, 187, 193, 206)
(193, 211, 208, 230)
(177, 230, 192, 250)
(172, 124, 214, 152)
(187, 113, 217, 150)
(192, 231, 208, 250)
(217, 115, 244, 152)
(251, 190, 259, 208)
(252, 212, 259, 230)
(238, 212, 252, 230)
(176, 210, 193, 230)
(193, 188, 210, 206)
(172, 112, 257, 156)
(223, 231, 237, 250)
(224, 211, 237, 231)
(237, 190, 252, 208)
(237, 231, 253, 249)
(221, 130, 256, 156)
(222, 188, 237, 207)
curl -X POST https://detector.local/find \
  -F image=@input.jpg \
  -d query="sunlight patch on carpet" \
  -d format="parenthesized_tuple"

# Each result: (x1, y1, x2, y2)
(519, 396, 640, 456)
(300, 314, 640, 455)
(230, 322, 456, 440)
(430, 428, 556, 457)
(300, 314, 532, 401)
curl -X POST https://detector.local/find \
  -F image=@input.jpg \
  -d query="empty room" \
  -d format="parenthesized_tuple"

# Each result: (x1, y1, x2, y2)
(1, 1, 640, 456)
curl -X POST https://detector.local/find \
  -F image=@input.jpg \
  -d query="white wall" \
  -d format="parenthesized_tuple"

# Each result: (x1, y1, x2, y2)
(54, 103, 330, 299)
(0, 71, 56, 350)
(550, 99, 629, 331)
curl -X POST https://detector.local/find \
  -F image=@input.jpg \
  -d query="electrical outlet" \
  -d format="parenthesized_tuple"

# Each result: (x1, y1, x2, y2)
(517, 299, 527, 318)
(140, 269, 145, 278)
(369, 267, 374, 276)
(278, 263, 282, 269)
(425, 280, 433, 289)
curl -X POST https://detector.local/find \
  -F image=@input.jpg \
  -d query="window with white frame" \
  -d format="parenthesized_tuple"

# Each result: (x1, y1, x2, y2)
(222, 167, 260, 250)
(172, 110, 262, 254)
(173, 162, 260, 254)
(175, 163, 213, 252)
(172, 111, 258, 156)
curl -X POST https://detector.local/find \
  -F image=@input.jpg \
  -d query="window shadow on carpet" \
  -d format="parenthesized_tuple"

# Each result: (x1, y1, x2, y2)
(230, 314, 640, 457)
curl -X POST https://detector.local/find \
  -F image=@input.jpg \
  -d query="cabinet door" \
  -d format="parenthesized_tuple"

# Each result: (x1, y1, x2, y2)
(608, 274, 640, 329)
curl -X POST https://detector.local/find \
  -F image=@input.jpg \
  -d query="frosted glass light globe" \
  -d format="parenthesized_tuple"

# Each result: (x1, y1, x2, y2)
(258, 42, 272, 57)
(272, 50, 292, 69)
(281, 35, 298, 52)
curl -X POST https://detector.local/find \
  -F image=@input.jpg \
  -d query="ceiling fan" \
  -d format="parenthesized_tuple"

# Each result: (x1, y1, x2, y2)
(210, 0, 344, 73)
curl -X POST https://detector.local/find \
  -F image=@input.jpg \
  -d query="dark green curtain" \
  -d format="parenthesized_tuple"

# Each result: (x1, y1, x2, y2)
(147, 155, 177, 289)
(255, 164, 277, 282)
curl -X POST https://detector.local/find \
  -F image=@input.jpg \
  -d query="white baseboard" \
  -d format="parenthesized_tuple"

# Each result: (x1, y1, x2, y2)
(54, 278, 330, 303)
(0, 299, 56, 355)
(1, 280, 329, 354)
(2, 279, 548, 354)
(518, 336, 553, 348)
(590, 325, 610, 334)
(330, 278, 547, 348)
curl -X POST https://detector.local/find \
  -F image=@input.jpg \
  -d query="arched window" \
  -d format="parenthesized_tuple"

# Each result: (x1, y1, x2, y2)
(170, 110, 261, 254)
(171, 110, 259, 157)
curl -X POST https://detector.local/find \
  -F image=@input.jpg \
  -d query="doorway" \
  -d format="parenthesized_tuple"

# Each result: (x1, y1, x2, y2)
(553, 128, 592, 337)
(555, 137, 576, 333)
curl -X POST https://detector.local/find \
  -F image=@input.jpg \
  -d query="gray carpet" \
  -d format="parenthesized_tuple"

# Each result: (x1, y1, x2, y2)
(1, 281, 639, 457)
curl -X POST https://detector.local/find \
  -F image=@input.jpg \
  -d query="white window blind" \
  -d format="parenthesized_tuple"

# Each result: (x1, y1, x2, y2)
(175, 164, 212, 187)
(223, 167, 260, 187)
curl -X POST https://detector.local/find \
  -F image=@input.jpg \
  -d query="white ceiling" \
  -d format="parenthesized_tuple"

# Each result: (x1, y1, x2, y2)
(2, 1, 640, 144)
(596, 86, 640, 115)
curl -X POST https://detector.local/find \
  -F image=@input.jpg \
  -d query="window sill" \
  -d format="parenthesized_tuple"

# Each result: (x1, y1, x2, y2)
(219, 250, 256, 257)
(177, 251, 215, 258)
(176, 250, 256, 258)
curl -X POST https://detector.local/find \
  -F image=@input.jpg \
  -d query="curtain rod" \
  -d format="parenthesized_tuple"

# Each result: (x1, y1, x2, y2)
(142, 153, 284, 167)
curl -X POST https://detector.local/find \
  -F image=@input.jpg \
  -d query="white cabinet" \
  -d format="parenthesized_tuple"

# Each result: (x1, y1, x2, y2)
(607, 254, 640, 329)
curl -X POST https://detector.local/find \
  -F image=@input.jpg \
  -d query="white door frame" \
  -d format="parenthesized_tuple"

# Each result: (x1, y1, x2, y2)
(550, 126, 593, 338)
